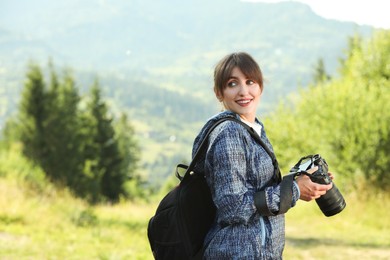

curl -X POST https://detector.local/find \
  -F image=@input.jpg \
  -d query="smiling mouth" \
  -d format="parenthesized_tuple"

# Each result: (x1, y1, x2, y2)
(236, 99, 252, 105)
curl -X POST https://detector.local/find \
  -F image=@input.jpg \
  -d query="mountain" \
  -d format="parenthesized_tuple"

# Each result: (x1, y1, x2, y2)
(0, 0, 374, 186)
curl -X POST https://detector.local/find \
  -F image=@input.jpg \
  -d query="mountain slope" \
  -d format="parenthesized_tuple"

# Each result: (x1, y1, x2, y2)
(0, 0, 374, 185)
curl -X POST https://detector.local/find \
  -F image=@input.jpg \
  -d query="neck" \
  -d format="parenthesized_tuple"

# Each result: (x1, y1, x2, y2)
(239, 115, 255, 123)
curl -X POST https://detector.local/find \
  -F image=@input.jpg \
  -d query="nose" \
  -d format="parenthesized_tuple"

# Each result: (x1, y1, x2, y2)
(238, 82, 249, 95)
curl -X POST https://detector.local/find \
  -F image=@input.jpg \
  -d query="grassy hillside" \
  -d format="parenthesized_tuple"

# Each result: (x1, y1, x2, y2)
(1, 174, 390, 259)
(1, 144, 389, 259)
(0, 177, 154, 259)
(284, 191, 390, 259)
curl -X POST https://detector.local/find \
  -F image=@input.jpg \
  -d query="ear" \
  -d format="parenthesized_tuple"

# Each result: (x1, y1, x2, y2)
(214, 89, 223, 102)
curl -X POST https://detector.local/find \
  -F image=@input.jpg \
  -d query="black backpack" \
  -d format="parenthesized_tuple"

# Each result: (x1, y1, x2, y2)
(147, 117, 286, 260)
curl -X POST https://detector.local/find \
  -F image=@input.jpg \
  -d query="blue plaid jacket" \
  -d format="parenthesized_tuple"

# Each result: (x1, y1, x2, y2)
(192, 111, 300, 259)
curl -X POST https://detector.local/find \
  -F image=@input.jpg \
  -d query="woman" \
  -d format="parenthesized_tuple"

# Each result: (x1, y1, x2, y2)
(192, 52, 332, 259)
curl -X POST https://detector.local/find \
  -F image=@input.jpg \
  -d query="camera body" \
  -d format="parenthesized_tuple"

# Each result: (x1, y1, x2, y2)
(306, 155, 332, 185)
(290, 154, 346, 217)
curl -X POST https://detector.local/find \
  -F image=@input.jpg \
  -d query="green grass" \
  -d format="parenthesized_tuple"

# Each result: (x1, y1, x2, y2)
(0, 178, 155, 259)
(1, 176, 389, 260)
(0, 144, 389, 259)
(284, 190, 390, 259)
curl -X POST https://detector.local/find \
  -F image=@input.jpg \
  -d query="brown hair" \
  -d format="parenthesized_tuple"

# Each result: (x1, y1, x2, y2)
(213, 52, 263, 96)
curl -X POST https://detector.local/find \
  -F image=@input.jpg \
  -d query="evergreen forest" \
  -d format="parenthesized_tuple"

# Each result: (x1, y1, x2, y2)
(1, 64, 142, 203)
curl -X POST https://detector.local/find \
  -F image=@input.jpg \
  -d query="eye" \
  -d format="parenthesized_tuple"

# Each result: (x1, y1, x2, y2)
(227, 81, 238, 88)
(246, 79, 255, 85)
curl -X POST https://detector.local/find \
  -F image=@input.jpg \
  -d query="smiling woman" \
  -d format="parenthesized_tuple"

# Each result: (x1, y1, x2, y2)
(213, 53, 263, 123)
(218, 67, 262, 122)
(190, 52, 333, 259)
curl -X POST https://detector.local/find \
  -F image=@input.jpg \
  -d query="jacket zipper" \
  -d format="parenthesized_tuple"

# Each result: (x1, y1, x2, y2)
(260, 217, 266, 247)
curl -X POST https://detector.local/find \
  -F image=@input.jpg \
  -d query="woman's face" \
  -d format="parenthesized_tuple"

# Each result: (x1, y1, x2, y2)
(215, 67, 262, 122)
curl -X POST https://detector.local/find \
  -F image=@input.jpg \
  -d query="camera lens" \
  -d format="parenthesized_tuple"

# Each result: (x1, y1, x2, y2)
(316, 184, 346, 217)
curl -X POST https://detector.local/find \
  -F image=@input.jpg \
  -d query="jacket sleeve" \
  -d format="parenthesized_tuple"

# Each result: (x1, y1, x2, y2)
(204, 124, 259, 225)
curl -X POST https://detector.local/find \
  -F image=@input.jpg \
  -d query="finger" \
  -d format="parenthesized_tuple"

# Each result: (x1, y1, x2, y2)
(306, 166, 318, 174)
(313, 194, 322, 199)
(313, 182, 332, 192)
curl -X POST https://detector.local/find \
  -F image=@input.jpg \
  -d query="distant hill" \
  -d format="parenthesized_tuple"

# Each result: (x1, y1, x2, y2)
(0, 0, 374, 185)
(1, 0, 373, 96)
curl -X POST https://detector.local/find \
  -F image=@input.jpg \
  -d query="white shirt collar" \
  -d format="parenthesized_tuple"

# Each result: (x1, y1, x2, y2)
(241, 119, 262, 136)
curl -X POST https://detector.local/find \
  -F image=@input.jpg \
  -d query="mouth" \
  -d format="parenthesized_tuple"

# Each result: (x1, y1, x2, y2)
(236, 99, 252, 106)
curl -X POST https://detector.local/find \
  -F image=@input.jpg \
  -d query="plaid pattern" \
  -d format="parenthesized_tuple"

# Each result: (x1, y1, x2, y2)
(192, 111, 299, 259)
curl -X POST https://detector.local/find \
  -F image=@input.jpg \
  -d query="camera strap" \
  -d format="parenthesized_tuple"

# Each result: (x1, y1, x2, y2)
(254, 172, 295, 216)
(229, 118, 294, 216)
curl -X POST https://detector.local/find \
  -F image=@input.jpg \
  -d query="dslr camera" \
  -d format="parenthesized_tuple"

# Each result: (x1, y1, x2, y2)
(290, 154, 346, 217)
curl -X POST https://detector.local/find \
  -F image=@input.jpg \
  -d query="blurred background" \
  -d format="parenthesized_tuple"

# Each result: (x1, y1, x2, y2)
(0, 0, 389, 259)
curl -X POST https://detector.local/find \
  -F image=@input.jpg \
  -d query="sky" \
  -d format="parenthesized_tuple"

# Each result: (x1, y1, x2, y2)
(246, 0, 390, 29)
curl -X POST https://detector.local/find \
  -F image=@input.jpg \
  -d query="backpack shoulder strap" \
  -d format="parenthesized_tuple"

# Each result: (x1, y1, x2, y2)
(225, 118, 281, 183)
(178, 117, 231, 180)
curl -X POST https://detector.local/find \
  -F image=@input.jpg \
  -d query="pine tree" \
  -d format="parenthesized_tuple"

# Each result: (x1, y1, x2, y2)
(44, 66, 83, 186)
(83, 81, 125, 202)
(42, 61, 61, 180)
(115, 113, 141, 198)
(312, 58, 330, 84)
(18, 63, 49, 166)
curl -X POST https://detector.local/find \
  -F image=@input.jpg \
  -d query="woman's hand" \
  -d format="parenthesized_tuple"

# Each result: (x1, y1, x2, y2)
(295, 166, 333, 201)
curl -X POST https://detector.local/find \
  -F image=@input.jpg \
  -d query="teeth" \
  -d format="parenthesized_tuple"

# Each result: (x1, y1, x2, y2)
(237, 100, 250, 104)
